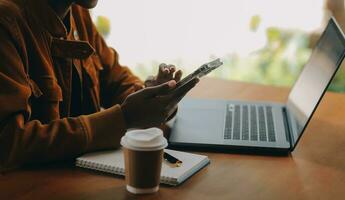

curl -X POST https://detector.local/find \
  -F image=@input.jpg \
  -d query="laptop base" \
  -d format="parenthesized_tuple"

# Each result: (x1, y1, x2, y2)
(168, 142, 291, 156)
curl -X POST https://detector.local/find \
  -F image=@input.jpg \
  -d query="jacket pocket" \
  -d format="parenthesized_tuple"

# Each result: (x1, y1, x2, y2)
(28, 78, 43, 98)
(34, 76, 63, 101)
(82, 54, 103, 87)
(29, 76, 63, 123)
(81, 55, 103, 110)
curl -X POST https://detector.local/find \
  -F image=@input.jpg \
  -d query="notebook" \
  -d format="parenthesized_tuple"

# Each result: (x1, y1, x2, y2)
(76, 149, 210, 186)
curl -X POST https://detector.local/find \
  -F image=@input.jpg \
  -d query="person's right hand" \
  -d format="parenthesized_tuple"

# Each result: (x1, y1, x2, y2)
(121, 78, 199, 129)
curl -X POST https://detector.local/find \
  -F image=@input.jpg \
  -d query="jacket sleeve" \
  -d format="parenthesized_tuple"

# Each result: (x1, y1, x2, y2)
(87, 13, 144, 108)
(0, 22, 126, 171)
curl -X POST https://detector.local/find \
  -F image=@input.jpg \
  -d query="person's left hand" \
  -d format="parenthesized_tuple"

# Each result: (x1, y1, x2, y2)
(144, 63, 183, 88)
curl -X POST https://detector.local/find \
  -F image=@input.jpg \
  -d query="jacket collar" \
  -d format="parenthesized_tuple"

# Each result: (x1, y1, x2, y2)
(27, 0, 71, 38)
(26, 0, 95, 59)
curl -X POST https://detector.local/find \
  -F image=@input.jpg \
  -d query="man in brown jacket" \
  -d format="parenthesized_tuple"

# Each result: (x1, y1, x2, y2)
(0, 0, 198, 171)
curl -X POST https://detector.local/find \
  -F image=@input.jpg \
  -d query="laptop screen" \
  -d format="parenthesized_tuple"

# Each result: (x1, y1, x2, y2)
(287, 18, 345, 149)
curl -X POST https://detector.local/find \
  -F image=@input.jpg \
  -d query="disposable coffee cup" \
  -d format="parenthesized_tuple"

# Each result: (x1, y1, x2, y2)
(120, 128, 167, 194)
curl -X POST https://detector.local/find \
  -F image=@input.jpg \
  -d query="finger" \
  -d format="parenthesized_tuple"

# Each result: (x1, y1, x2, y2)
(168, 65, 176, 73)
(158, 63, 169, 78)
(166, 64, 176, 80)
(159, 77, 198, 103)
(171, 78, 199, 100)
(144, 75, 156, 87)
(142, 80, 176, 97)
(174, 70, 183, 82)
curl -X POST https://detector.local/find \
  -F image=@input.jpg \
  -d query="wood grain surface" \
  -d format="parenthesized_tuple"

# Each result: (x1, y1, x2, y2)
(1, 78, 345, 200)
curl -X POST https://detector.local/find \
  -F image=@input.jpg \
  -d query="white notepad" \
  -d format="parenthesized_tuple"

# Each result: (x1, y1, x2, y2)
(76, 149, 210, 186)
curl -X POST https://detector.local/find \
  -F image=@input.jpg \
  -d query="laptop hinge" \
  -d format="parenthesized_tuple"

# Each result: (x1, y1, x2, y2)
(282, 107, 294, 150)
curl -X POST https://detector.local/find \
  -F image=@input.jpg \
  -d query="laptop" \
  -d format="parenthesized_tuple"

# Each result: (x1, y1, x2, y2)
(169, 17, 345, 154)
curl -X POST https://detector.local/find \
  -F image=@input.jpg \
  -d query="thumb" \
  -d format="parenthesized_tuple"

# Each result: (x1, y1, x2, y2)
(142, 80, 176, 97)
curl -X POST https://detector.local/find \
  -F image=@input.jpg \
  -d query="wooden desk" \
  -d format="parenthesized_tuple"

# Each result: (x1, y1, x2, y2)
(2, 78, 345, 200)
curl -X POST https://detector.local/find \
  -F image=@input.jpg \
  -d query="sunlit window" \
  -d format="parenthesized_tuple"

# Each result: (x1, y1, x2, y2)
(92, 0, 345, 92)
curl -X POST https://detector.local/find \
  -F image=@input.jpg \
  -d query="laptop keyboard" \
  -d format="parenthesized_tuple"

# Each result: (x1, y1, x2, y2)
(224, 104, 276, 142)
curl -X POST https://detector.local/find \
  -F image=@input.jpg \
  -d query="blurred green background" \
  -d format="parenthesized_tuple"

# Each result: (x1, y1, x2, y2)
(93, 1, 345, 93)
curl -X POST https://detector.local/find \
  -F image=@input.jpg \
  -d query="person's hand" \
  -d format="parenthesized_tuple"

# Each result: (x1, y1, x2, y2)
(144, 63, 183, 87)
(121, 78, 199, 129)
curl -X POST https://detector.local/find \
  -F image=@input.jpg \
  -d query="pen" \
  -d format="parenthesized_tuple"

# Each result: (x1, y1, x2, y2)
(164, 152, 183, 167)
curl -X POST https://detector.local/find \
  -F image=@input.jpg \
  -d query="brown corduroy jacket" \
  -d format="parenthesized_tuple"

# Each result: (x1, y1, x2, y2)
(0, 0, 144, 170)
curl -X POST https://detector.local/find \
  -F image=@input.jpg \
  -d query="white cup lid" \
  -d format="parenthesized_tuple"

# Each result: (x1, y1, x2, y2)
(121, 128, 168, 151)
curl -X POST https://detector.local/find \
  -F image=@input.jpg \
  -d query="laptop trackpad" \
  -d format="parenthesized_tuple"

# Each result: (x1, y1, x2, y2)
(170, 99, 226, 144)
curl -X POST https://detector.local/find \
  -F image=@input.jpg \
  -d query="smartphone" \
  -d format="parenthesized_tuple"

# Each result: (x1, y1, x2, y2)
(175, 58, 223, 90)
